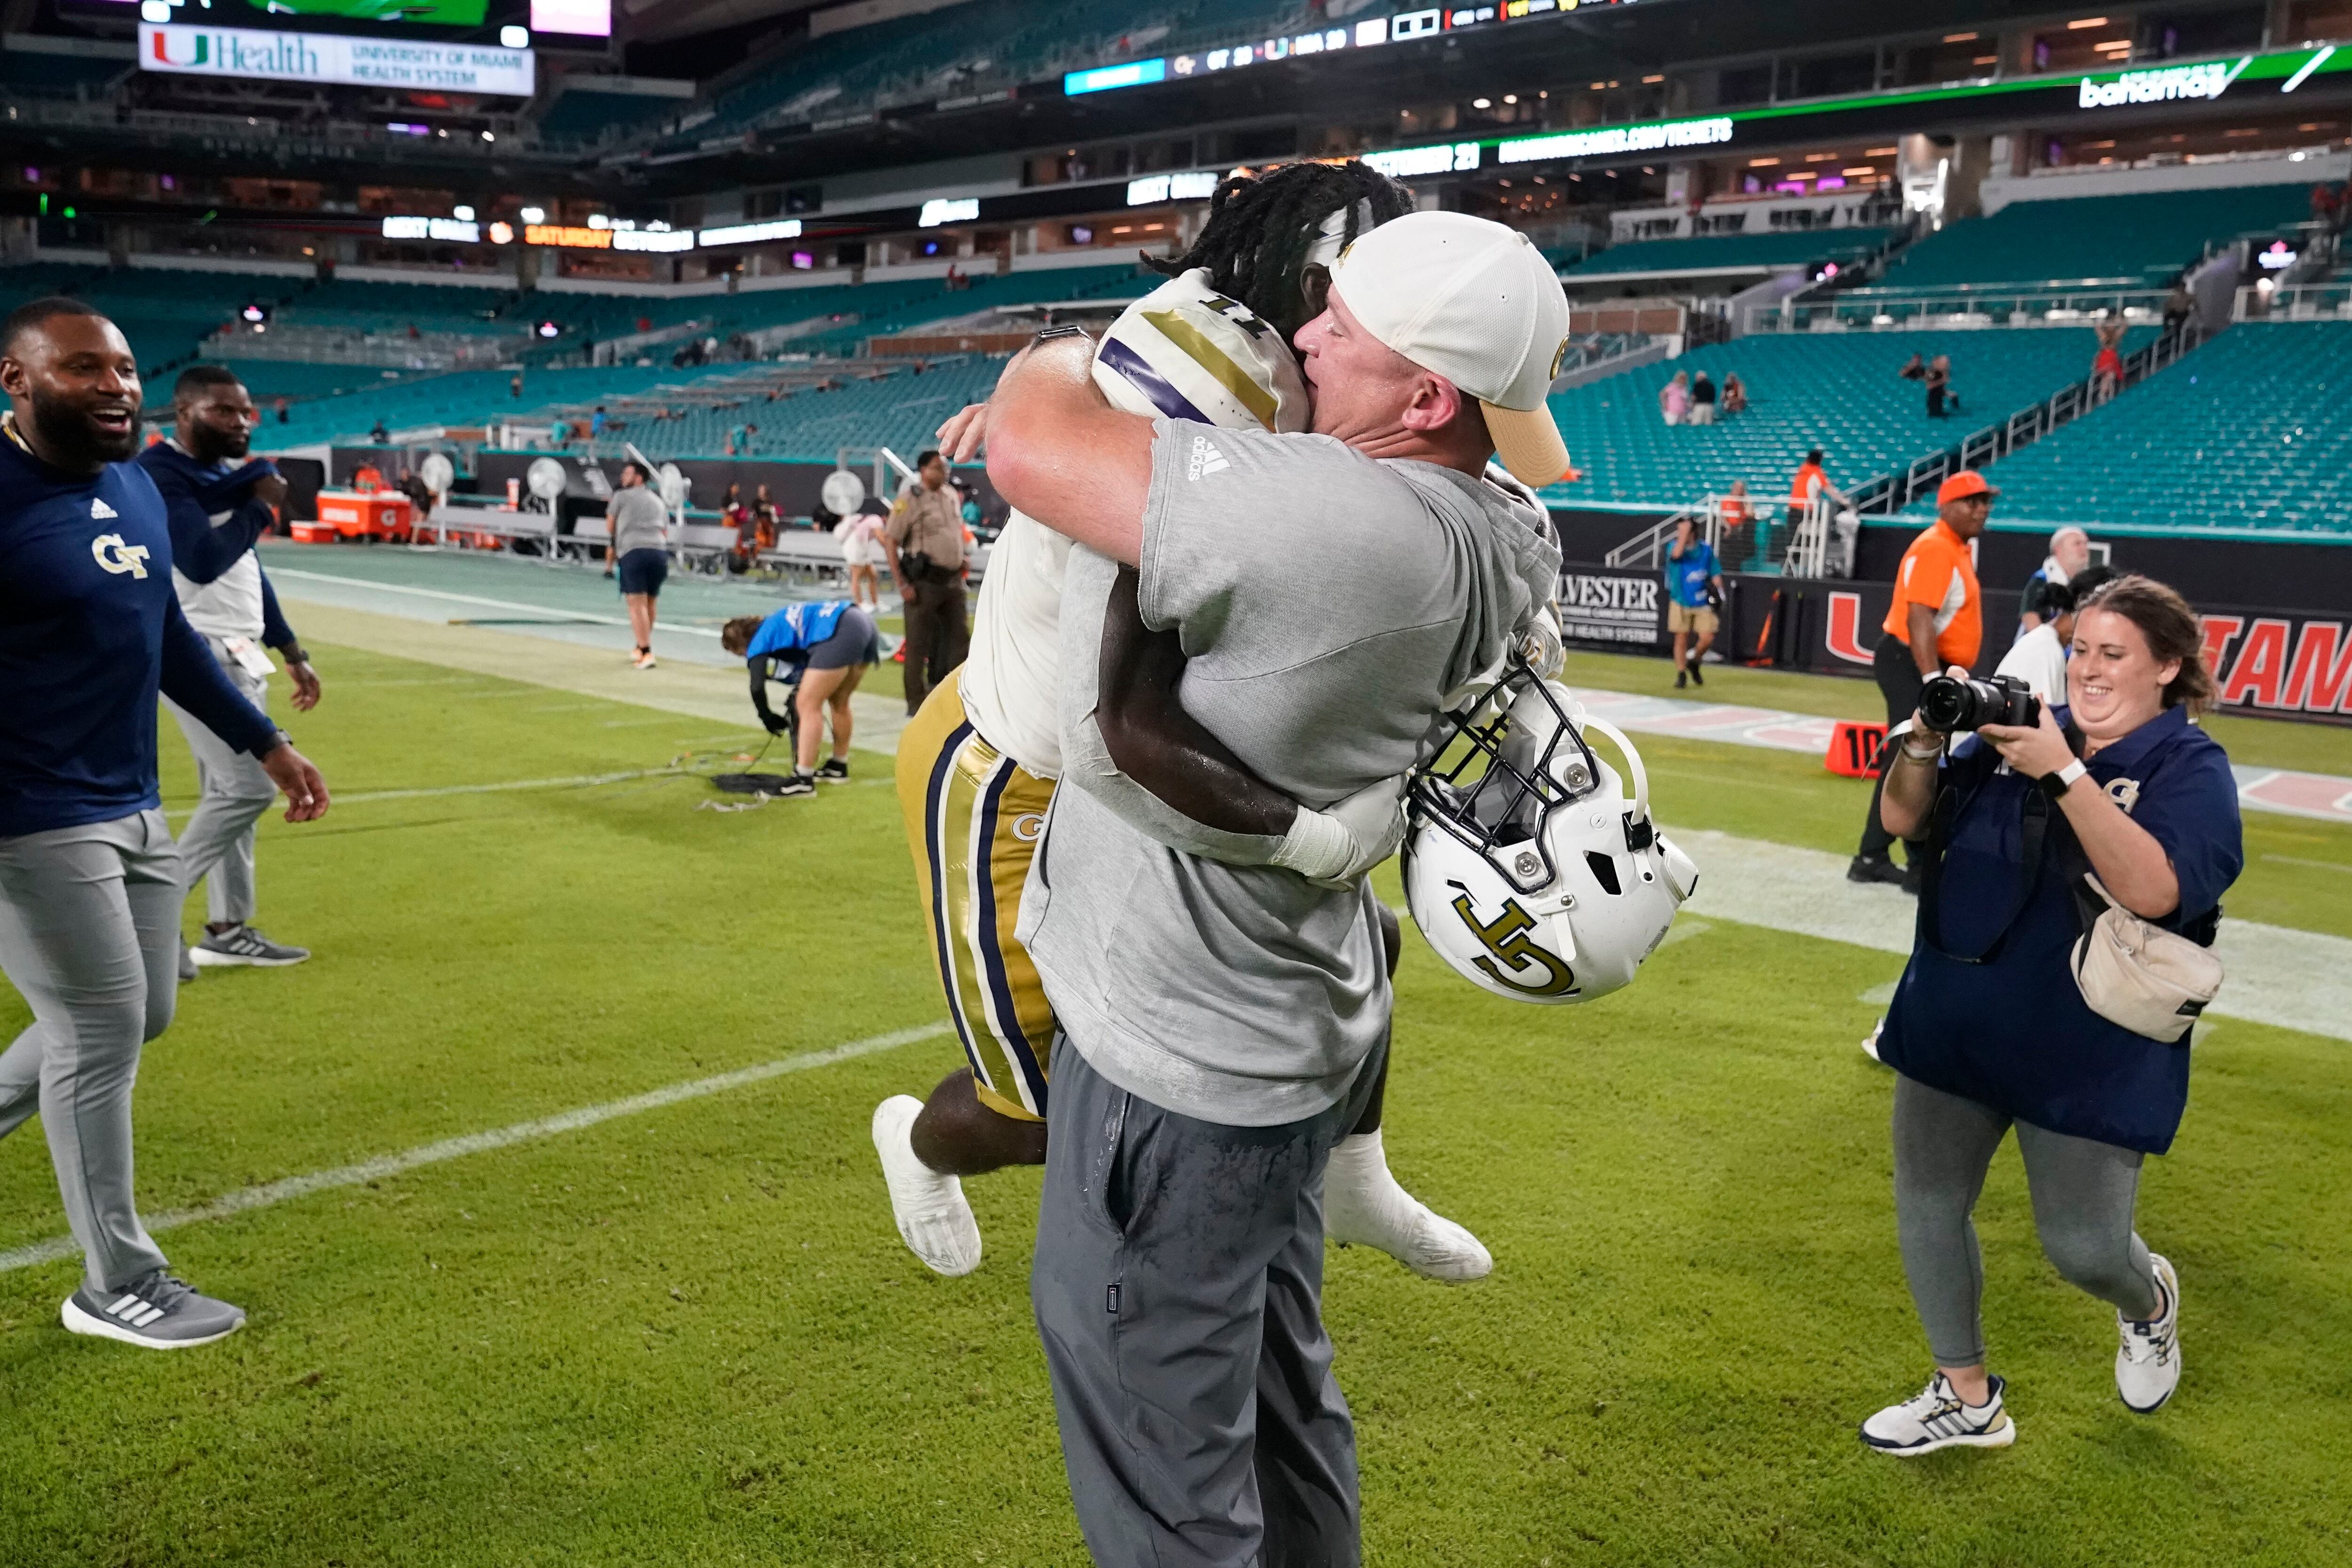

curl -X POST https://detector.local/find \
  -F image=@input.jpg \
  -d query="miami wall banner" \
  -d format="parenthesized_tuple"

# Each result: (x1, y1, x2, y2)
(138, 23, 535, 95)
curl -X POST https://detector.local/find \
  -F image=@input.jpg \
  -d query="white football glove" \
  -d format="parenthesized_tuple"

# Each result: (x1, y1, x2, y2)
(1269, 773, 1409, 885)
(1520, 605, 1565, 680)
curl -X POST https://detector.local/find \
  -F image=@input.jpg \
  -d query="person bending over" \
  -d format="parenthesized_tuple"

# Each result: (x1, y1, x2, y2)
(719, 600, 880, 798)
(139, 365, 321, 975)
(1859, 575, 2238, 1455)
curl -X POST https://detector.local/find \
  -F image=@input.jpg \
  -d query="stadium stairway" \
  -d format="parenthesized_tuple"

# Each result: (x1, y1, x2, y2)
(1541, 326, 2157, 558)
(1892, 320, 2352, 541)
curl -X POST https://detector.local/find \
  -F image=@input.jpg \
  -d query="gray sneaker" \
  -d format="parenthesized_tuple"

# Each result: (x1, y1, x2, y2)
(62, 1271, 246, 1349)
(177, 945, 198, 983)
(191, 924, 310, 968)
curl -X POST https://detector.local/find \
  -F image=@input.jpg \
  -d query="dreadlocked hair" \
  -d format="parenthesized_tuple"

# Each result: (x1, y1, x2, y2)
(1146, 159, 1414, 340)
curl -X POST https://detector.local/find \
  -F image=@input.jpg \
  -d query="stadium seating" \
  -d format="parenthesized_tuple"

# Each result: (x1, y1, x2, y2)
(1560, 228, 1895, 277)
(1878, 185, 2314, 289)
(1543, 327, 2156, 518)
(535, 90, 679, 146)
(1894, 321, 2352, 539)
(0, 47, 127, 97)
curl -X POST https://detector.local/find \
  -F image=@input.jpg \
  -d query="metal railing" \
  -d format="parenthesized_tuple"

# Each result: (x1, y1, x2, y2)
(1748, 282, 2176, 334)
(2236, 279, 2352, 321)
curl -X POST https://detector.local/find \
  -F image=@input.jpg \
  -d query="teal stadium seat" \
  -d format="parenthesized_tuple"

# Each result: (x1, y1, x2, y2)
(1892, 321, 2352, 541)
(1879, 185, 2314, 289)
(1559, 228, 1895, 277)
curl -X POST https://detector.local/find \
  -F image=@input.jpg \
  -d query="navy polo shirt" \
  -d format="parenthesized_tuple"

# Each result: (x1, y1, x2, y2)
(1878, 705, 2243, 1155)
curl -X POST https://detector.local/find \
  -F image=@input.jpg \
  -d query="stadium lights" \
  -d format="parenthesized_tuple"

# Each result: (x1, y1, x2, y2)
(453, 205, 475, 221)
(520, 206, 546, 223)
(537, 320, 561, 338)
(499, 25, 529, 47)
(697, 219, 804, 246)
(488, 222, 515, 244)
(241, 304, 267, 323)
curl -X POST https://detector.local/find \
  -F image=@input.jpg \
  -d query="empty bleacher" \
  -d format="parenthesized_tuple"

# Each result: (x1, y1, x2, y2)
(1897, 321, 2352, 540)
(1544, 327, 2155, 513)
(1560, 228, 1895, 279)
(1879, 185, 2314, 290)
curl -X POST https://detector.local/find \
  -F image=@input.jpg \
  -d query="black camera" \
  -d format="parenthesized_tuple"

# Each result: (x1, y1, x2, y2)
(1920, 672, 2041, 732)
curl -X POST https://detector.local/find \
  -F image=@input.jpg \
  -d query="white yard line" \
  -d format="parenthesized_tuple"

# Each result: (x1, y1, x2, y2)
(0, 1023, 948, 1275)
(268, 568, 724, 637)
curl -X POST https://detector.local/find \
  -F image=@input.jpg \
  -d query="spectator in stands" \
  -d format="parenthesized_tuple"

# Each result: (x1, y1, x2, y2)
(1925, 355, 1959, 419)
(1659, 369, 1690, 426)
(272, 397, 289, 425)
(605, 461, 672, 671)
(588, 406, 607, 457)
(1717, 478, 1756, 565)
(509, 373, 522, 400)
(1720, 371, 1747, 415)
(884, 448, 969, 717)
(1688, 370, 1718, 427)
(1664, 515, 1724, 690)
(753, 484, 780, 551)
(835, 498, 888, 613)
(2020, 526, 2093, 633)
(1861, 574, 2236, 1453)
(1898, 352, 1927, 383)
(2090, 330, 2124, 405)
(368, 418, 389, 445)
(1996, 565, 2114, 703)
(1849, 470, 1993, 891)
(1789, 448, 1857, 574)
(2161, 281, 2195, 338)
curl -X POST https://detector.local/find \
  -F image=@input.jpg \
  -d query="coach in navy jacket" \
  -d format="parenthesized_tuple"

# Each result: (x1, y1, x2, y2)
(0, 298, 327, 1350)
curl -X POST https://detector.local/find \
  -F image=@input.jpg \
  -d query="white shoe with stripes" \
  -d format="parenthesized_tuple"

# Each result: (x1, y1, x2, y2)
(1859, 1371, 2017, 1457)
(62, 1271, 246, 1349)
(2116, 1253, 2183, 1413)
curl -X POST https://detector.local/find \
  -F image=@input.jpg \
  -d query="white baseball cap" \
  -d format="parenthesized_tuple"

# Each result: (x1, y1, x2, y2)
(1327, 209, 1574, 487)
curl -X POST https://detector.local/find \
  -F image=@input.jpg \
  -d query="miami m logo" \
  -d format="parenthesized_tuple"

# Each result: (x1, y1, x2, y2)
(151, 30, 209, 66)
(1824, 591, 1876, 666)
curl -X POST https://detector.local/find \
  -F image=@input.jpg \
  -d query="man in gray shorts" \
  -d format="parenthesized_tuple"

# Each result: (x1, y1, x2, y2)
(974, 212, 1572, 1565)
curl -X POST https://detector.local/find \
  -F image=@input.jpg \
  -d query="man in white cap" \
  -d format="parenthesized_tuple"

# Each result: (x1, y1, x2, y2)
(966, 209, 1568, 1565)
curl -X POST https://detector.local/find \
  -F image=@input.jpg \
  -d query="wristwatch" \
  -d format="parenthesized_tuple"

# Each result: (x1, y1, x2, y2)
(2042, 758, 2088, 801)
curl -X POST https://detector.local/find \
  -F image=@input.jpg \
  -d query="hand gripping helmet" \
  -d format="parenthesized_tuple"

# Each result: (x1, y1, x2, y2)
(1403, 661, 1699, 1004)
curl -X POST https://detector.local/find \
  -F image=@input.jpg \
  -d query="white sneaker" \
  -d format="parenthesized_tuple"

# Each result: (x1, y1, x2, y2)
(1861, 1019, 1884, 1063)
(1859, 1371, 2017, 1457)
(2116, 1253, 2182, 1413)
(871, 1096, 982, 1277)
(1323, 1130, 1492, 1282)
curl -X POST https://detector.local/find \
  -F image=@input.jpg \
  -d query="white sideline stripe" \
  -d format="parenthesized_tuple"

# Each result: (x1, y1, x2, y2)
(268, 569, 724, 637)
(1671, 826, 2352, 1043)
(0, 1024, 949, 1275)
(166, 770, 691, 823)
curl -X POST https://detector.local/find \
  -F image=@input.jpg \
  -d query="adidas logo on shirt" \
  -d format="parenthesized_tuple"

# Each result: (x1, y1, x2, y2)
(90, 498, 118, 519)
(1186, 436, 1230, 481)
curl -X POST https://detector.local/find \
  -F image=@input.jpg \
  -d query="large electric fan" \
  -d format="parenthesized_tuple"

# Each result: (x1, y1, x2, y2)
(818, 469, 866, 517)
(655, 462, 690, 511)
(524, 457, 567, 514)
(418, 452, 455, 497)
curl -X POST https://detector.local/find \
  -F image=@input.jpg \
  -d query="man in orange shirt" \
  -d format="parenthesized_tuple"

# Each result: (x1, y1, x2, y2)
(1849, 470, 1994, 888)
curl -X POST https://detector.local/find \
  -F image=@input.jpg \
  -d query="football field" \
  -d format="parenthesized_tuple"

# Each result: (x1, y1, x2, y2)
(2, 557, 2348, 1566)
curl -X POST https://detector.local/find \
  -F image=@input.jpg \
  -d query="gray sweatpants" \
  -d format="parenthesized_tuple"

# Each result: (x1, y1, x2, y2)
(1892, 1074, 2160, 1368)
(0, 811, 179, 1293)
(1032, 1037, 1384, 1568)
(161, 643, 274, 927)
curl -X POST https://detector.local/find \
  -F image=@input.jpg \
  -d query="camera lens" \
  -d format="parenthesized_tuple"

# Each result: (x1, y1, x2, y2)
(1918, 675, 1979, 732)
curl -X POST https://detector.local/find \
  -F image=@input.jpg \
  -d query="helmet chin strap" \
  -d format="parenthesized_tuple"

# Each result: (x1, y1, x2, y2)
(1548, 909, 1580, 963)
(1573, 713, 1650, 825)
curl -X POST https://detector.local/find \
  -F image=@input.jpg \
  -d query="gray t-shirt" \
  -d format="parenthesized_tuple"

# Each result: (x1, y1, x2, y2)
(608, 486, 670, 555)
(1019, 420, 1560, 1126)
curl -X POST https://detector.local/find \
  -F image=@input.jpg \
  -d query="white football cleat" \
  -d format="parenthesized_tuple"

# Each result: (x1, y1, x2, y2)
(1323, 1130, 1492, 1282)
(2116, 1253, 2182, 1413)
(871, 1096, 982, 1277)
(1860, 1371, 2017, 1457)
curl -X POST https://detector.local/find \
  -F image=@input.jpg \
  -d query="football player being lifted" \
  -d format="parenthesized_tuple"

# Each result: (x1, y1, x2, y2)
(881, 160, 1499, 1281)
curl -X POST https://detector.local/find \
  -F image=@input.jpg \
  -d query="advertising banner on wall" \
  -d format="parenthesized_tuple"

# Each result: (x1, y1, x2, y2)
(1569, 570, 2350, 727)
(138, 23, 535, 95)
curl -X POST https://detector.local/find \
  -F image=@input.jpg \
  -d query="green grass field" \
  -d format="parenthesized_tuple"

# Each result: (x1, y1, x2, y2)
(1, 632, 2348, 1566)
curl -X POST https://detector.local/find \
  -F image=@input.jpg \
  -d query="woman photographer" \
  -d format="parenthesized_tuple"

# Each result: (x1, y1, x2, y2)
(1858, 576, 2241, 1457)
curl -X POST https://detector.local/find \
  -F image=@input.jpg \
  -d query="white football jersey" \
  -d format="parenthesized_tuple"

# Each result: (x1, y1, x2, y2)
(958, 268, 1310, 777)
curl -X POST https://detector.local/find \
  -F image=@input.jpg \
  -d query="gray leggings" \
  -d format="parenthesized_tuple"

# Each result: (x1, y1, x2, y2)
(1893, 1074, 2160, 1368)
(0, 811, 179, 1293)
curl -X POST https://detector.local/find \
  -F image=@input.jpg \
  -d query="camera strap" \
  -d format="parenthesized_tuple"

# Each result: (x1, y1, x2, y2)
(1915, 722, 2089, 964)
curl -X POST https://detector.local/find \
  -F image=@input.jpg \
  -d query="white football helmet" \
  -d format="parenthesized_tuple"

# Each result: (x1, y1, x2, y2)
(1404, 661, 1698, 1004)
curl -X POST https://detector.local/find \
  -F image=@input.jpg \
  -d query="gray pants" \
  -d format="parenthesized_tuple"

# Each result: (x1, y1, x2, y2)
(162, 645, 274, 927)
(0, 811, 178, 1292)
(1032, 1037, 1384, 1568)
(1893, 1075, 2159, 1368)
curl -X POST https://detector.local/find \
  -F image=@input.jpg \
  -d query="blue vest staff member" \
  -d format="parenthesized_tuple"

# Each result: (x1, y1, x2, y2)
(0, 298, 329, 1350)
(1858, 575, 2240, 1457)
(719, 600, 880, 798)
